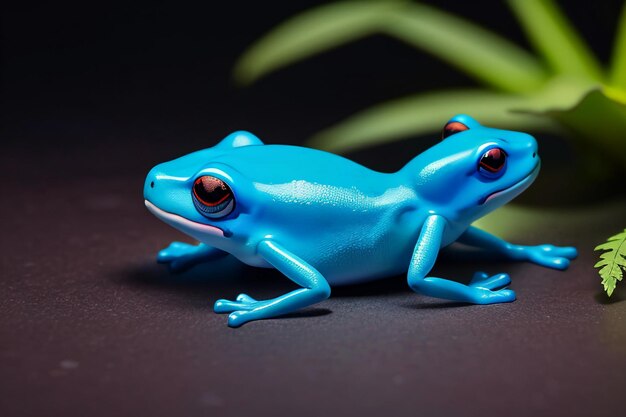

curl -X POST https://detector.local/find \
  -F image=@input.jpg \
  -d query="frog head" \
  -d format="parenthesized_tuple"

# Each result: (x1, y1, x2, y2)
(402, 114, 540, 222)
(143, 131, 263, 250)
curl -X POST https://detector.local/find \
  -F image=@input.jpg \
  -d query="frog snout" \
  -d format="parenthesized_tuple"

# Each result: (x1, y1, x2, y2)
(143, 165, 191, 212)
(530, 139, 539, 161)
(516, 132, 539, 161)
(144, 167, 160, 200)
(529, 137, 538, 158)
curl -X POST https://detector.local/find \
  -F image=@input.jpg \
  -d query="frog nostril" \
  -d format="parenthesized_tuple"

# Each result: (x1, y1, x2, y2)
(150, 181, 155, 188)
(532, 152, 536, 158)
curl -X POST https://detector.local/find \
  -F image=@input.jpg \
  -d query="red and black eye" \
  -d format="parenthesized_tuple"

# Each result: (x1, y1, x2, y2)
(442, 121, 469, 139)
(478, 148, 507, 176)
(192, 176, 235, 219)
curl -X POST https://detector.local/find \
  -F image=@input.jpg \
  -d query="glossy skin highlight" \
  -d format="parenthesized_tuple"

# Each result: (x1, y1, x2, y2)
(144, 115, 577, 327)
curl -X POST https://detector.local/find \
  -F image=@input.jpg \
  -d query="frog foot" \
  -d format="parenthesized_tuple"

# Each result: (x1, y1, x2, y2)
(469, 271, 511, 290)
(521, 245, 578, 270)
(465, 272, 515, 304)
(214, 293, 258, 311)
(157, 241, 203, 272)
(470, 286, 516, 304)
(214, 294, 267, 327)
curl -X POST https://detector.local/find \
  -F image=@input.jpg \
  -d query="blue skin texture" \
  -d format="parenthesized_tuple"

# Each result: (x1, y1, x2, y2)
(144, 115, 577, 327)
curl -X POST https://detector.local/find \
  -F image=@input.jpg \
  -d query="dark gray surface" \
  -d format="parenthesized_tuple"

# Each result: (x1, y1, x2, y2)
(2, 150, 626, 417)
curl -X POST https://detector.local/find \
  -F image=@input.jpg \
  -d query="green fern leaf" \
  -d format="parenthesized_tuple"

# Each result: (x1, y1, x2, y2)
(594, 228, 626, 297)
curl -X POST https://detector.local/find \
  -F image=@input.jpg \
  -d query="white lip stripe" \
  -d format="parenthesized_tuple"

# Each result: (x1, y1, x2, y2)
(484, 163, 540, 204)
(144, 200, 224, 237)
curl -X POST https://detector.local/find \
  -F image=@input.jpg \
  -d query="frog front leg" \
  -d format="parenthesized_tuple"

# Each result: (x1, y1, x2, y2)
(408, 215, 516, 304)
(213, 240, 331, 327)
(458, 226, 578, 269)
(157, 242, 227, 272)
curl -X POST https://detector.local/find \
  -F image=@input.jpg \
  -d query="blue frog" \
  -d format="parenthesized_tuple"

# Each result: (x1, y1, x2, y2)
(144, 115, 577, 327)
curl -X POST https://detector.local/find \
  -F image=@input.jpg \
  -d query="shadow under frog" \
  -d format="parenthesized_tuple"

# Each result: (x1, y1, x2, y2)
(143, 115, 577, 327)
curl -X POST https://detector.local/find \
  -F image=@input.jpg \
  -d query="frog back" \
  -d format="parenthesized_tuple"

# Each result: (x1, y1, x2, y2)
(216, 145, 425, 284)
(214, 144, 385, 190)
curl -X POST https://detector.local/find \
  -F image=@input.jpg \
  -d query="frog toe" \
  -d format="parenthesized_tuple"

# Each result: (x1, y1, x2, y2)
(168, 241, 193, 250)
(157, 242, 194, 263)
(469, 272, 511, 290)
(548, 257, 570, 270)
(157, 248, 175, 263)
(532, 254, 570, 270)
(214, 299, 247, 314)
(228, 311, 256, 328)
(554, 246, 578, 259)
(214, 296, 261, 314)
(472, 287, 516, 304)
(236, 293, 257, 303)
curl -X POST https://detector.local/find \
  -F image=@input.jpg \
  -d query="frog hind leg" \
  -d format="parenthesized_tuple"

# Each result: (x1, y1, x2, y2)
(213, 240, 331, 327)
(457, 226, 577, 270)
(407, 215, 516, 304)
(157, 242, 228, 272)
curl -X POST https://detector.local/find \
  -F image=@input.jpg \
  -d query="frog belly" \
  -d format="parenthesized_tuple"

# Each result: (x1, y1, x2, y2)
(218, 238, 411, 285)
(287, 225, 422, 286)
(317, 244, 415, 285)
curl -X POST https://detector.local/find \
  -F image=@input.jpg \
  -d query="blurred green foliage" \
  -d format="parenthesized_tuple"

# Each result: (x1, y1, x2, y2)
(235, 0, 626, 172)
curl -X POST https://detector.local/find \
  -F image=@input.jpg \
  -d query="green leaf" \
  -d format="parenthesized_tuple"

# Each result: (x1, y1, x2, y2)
(380, 3, 548, 93)
(509, 75, 626, 166)
(307, 90, 559, 152)
(233, 1, 406, 85)
(609, 2, 626, 89)
(537, 89, 626, 165)
(594, 228, 626, 297)
(233, 1, 549, 92)
(609, 230, 626, 242)
(594, 260, 609, 268)
(506, 75, 595, 112)
(596, 242, 621, 252)
(507, 0, 603, 81)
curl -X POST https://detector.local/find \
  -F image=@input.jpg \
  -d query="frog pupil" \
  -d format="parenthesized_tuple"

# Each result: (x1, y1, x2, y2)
(193, 176, 231, 206)
(479, 148, 506, 172)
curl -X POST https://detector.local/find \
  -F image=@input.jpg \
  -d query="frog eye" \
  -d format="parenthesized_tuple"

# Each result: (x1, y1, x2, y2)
(192, 176, 235, 219)
(478, 148, 507, 176)
(442, 121, 469, 139)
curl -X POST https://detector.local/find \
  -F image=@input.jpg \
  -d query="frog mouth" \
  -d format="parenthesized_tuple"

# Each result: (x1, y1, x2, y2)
(145, 200, 225, 237)
(481, 163, 540, 205)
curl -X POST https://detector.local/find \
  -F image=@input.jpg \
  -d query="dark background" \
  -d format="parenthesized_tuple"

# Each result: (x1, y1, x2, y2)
(3, 0, 625, 174)
(2, 1, 626, 417)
